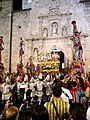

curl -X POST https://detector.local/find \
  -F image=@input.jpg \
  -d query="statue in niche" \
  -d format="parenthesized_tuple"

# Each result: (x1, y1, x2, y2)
(43, 28, 48, 37)
(33, 48, 38, 61)
(62, 26, 68, 36)
(51, 22, 58, 35)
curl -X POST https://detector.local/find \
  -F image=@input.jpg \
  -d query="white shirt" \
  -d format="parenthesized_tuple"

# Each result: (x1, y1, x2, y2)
(61, 87, 72, 103)
(87, 106, 90, 120)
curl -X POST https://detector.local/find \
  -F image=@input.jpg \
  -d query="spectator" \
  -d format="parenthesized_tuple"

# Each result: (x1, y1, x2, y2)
(31, 105, 49, 120)
(85, 86, 90, 120)
(19, 107, 32, 120)
(61, 83, 72, 106)
(1, 106, 19, 120)
(69, 103, 86, 120)
(70, 81, 80, 103)
(44, 82, 69, 120)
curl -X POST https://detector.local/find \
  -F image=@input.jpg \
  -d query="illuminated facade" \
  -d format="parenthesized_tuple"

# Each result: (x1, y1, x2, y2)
(0, 0, 90, 73)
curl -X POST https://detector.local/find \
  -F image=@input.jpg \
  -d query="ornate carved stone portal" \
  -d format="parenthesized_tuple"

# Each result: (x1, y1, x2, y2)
(35, 1, 72, 69)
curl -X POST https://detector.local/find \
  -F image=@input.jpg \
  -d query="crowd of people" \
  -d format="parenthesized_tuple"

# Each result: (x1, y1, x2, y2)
(0, 69, 90, 120)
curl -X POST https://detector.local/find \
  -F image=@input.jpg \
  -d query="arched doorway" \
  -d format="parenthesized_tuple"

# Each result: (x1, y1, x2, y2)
(59, 51, 64, 71)
(52, 49, 65, 72)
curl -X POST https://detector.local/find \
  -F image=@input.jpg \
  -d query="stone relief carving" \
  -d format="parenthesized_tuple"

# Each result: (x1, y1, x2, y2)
(37, 0, 72, 38)
(48, 0, 60, 16)
(62, 26, 68, 36)
(49, 0, 60, 11)
(43, 28, 48, 37)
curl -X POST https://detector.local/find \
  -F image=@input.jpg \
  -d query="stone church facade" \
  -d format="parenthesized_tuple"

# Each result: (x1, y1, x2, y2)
(0, 0, 90, 73)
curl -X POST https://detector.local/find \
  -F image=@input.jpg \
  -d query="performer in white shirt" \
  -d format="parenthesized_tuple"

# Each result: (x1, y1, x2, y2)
(1, 76, 11, 103)
(36, 73, 45, 104)
(29, 79, 36, 103)
(21, 75, 29, 100)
